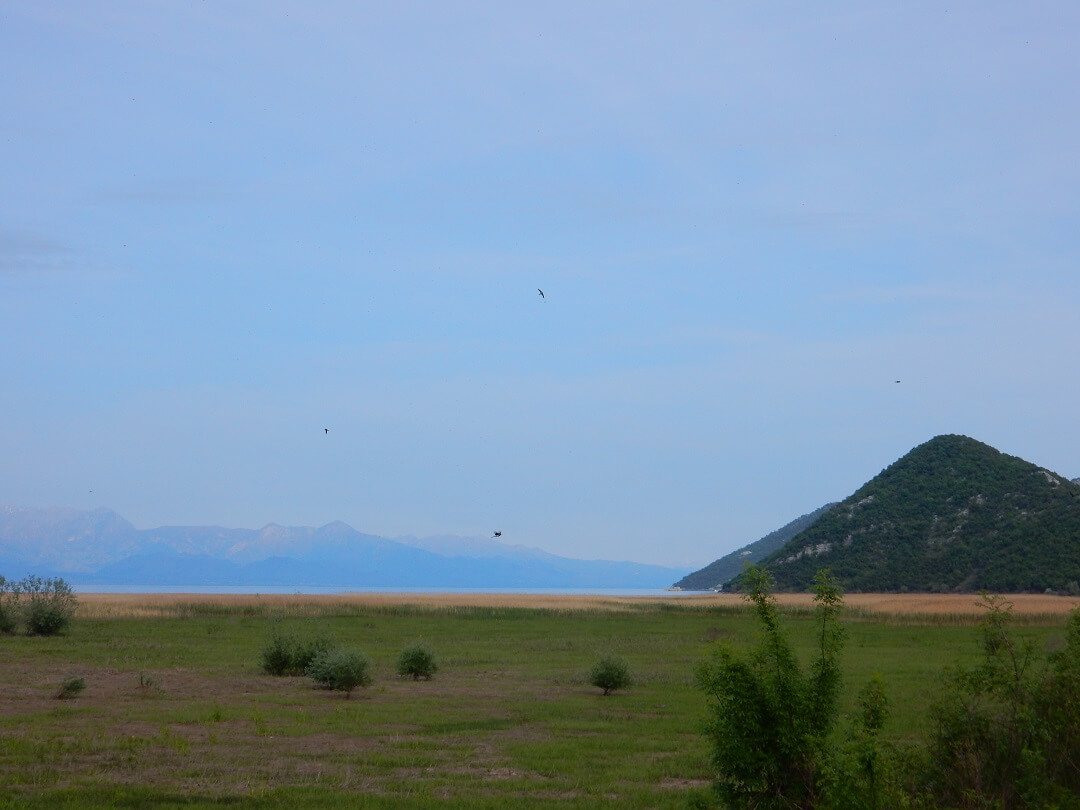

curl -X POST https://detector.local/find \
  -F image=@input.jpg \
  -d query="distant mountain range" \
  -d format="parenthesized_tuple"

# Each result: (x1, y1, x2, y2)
(679, 435, 1080, 593)
(0, 507, 688, 590)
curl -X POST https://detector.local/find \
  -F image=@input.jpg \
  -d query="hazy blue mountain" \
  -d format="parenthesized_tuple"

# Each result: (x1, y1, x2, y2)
(0, 506, 688, 589)
(90, 552, 246, 585)
(0, 505, 139, 571)
(672, 503, 837, 591)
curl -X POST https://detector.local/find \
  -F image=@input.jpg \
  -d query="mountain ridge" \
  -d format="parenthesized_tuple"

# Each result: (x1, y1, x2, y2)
(673, 503, 837, 591)
(746, 435, 1080, 593)
(0, 506, 688, 589)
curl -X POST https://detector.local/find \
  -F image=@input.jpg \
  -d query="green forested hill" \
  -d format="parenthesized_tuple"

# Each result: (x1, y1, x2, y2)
(745, 435, 1080, 593)
(673, 503, 836, 590)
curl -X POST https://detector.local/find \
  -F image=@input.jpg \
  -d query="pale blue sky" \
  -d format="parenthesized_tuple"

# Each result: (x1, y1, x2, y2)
(2, 2, 1078, 567)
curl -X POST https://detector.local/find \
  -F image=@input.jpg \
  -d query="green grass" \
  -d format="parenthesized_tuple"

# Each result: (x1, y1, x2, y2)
(0, 602, 1071, 807)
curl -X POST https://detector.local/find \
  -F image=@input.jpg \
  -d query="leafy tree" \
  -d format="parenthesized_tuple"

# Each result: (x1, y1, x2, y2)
(696, 566, 845, 809)
(588, 653, 631, 696)
(923, 595, 1080, 807)
(306, 648, 372, 698)
(21, 575, 77, 636)
(396, 643, 438, 680)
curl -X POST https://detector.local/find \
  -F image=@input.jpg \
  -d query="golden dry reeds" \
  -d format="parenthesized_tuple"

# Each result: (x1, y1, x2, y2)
(73, 590, 1080, 621)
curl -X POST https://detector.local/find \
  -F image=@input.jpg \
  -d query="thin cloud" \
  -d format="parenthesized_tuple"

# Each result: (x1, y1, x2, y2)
(0, 230, 74, 273)
(823, 284, 987, 305)
(94, 178, 233, 207)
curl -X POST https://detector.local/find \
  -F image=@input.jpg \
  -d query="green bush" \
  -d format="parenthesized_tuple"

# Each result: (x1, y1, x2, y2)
(823, 674, 908, 810)
(922, 595, 1080, 807)
(589, 653, 631, 696)
(696, 566, 845, 809)
(21, 575, 77, 636)
(55, 676, 85, 700)
(1040, 606, 1080, 796)
(306, 648, 372, 698)
(0, 576, 18, 635)
(260, 631, 336, 676)
(396, 643, 438, 680)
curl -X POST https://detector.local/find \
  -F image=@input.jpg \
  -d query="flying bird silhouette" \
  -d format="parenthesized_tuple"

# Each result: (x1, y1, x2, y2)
(537, 288, 545, 299)
(492, 531, 502, 538)
(324, 428, 329, 433)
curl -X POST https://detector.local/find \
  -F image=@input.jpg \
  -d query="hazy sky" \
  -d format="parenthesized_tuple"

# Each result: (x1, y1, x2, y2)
(3, 2, 1078, 567)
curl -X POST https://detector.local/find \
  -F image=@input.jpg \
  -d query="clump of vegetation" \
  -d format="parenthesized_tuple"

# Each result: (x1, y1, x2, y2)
(0, 575, 78, 636)
(589, 653, 631, 696)
(260, 631, 336, 676)
(396, 643, 438, 680)
(823, 674, 905, 810)
(55, 677, 85, 700)
(920, 594, 1080, 807)
(0, 574, 78, 639)
(696, 566, 848, 809)
(307, 648, 372, 698)
(0, 576, 19, 635)
(136, 672, 159, 691)
(699, 570, 1080, 809)
(25, 576, 78, 635)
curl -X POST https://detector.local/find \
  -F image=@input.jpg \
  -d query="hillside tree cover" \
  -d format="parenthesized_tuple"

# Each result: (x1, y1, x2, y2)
(739, 435, 1080, 593)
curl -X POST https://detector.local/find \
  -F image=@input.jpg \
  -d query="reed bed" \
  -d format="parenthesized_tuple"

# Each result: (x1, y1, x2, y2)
(74, 590, 1080, 623)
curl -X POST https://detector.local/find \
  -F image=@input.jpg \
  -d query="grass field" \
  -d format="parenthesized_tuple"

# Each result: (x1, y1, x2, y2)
(1, 593, 1077, 808)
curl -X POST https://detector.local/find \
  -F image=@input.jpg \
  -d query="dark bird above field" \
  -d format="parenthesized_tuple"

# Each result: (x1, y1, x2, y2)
(492, 531, 502, 538)
(537, 289, 545, 299)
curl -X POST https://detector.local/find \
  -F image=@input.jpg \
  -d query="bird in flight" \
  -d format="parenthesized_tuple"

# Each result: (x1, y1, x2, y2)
(492, 531, 502, 538)
(324, 428, 329, 433)
(895, 380, 901, 384)
(537, 288, 545, 299)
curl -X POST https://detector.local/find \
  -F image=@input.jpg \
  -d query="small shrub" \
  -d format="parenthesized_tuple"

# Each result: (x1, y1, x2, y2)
(307, 648, 372, 698)
(824, 674, 906, 810)
(0, 576, 18, 635)
(589, 653, 631, 696)
(397, 643, 438, 680)
(261, 631, 336, 676)
(293, 634, 336, 672)
(137, 672, 158, 691)
(56, 677, 85, 700)
(260, 632, 295, 675)
(21, 575, 77, 636)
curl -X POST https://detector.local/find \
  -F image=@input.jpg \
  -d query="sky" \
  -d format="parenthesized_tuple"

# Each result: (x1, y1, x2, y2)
(2, 2, 1079, 568)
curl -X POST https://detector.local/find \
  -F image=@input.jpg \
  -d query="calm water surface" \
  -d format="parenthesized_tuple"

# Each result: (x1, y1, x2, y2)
(74, 585, 701, 597)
